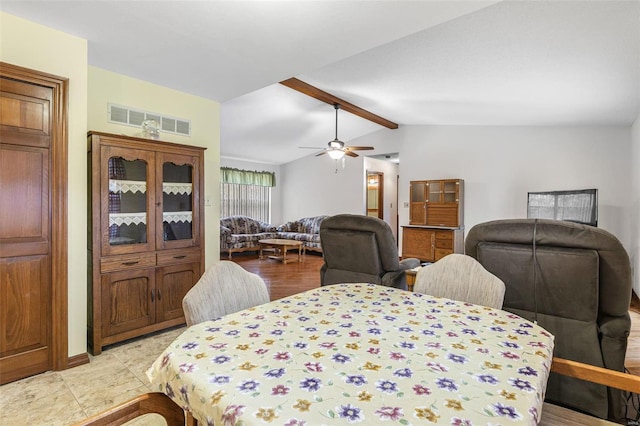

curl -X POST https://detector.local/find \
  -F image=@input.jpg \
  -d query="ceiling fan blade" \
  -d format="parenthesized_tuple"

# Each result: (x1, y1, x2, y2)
(315, 151, 327, 157)
(345, 151, 359, 158)
(299, 146, 325, 149)
(345, 146, 374, 151)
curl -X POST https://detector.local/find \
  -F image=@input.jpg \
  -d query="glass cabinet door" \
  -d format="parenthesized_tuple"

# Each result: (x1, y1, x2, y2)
(101, 146, 155, 255)
(410, 181, 426, 203)
(409, 180, 427, 225)
(427, 181, 441, 203)
(443, 180, 458, 203)
(157, 153, 199, 250)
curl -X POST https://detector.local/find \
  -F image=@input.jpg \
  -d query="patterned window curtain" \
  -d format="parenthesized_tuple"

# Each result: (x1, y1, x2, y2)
(220, 168, 275, 222)
(108, 157, 126, 237)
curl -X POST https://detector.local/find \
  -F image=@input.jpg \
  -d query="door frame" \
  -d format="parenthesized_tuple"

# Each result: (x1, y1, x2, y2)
(1, 62, 69, 371)
(366, 170, 384, 219)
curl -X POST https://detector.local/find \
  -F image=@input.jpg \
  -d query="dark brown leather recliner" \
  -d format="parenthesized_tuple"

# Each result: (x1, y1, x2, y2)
(320, 214, 420, 290)
(465, 219, 632, 422)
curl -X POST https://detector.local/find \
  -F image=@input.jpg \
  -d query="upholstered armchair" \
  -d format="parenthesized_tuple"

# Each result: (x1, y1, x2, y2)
(465, 219, 632, 422)
(319, 214, 420, 290)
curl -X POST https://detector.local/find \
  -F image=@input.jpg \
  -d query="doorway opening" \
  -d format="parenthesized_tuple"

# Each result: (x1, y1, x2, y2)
(366, 171, 384, 220)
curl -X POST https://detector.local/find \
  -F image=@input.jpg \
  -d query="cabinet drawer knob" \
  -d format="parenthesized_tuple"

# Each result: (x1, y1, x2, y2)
(122, 261, 139, 266)
(151, 289, 155, 302)
(173, 255, 187, 259)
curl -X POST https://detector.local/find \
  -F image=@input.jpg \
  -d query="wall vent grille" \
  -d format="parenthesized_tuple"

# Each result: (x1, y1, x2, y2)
(108, 103, 191, 137)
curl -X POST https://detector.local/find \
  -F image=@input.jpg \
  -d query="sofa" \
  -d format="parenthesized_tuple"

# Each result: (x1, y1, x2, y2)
(276, 215, 328, 253)
(220, 216, 278, 259)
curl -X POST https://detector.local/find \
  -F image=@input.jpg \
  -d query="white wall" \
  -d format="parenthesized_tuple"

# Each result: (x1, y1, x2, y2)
(281, 125, 633, 257)
(280, 153, 365, 221)
(220, 158, 283, 224)
(631, 113, 640, 296)
(395, 126, 632, 250)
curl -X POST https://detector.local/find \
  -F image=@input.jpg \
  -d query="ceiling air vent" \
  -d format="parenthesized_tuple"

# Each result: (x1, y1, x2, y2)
(108, 103, 191, 137)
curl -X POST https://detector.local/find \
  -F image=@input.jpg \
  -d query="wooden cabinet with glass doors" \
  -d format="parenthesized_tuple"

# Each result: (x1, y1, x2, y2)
(409, 179, 463, 227)
(405, 179, 464, 262)
(88, 131, 205, 354)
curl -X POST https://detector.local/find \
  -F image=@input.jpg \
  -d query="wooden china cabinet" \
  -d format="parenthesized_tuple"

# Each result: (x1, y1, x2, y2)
(88, 131, 205, 354)
(403, 179, 464, 262)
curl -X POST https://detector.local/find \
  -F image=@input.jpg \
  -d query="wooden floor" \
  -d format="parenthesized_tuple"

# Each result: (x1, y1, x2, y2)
(229, 251, 640, 424)
(232, 251, 325, 301)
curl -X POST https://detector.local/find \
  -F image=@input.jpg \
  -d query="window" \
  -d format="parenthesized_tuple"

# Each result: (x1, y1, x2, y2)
(220, 167, 275, 222)
(527, 189, 597, 226)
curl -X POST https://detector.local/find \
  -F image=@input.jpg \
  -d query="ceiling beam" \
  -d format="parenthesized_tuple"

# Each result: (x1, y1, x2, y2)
(280, 77, 399, 130)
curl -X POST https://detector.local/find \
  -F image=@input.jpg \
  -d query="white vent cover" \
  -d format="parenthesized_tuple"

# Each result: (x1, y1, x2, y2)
(108, 103, 191, 137)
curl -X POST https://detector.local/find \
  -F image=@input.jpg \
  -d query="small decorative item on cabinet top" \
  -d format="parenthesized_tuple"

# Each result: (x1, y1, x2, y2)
(141, 119, 160, 139)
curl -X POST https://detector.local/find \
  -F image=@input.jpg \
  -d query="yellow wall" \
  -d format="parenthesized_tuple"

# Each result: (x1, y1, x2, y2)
(1, 12, 221, 359)
(87, 66, 220, 268)
(1, 12, 89, 358)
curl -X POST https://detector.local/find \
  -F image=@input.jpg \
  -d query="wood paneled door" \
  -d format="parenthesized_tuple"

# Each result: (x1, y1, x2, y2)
(0, 63, 68, 384)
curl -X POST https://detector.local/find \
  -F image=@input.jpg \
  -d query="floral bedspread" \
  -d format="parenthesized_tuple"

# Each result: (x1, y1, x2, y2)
(147, 283, 554, 425)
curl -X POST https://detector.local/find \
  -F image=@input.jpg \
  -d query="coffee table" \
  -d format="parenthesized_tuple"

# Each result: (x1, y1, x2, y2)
(258, 238, 303, 263)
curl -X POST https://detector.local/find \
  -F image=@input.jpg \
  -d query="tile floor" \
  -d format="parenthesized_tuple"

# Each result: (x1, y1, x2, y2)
(0, 326, 185, 426)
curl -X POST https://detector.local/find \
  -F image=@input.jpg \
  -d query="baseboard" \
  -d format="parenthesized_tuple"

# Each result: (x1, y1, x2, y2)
(67, 352, 90, 369)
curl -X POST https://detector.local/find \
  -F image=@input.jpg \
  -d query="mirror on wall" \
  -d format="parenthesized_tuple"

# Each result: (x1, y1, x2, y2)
(366, 171, 384, 219)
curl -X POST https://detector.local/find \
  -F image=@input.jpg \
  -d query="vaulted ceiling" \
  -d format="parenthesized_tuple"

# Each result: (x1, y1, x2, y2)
(2, 1, 639, 165)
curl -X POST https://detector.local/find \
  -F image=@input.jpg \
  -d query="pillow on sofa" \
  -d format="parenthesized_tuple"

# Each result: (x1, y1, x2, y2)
(276, 221, 297, 233)
(298, 216, 328, 234)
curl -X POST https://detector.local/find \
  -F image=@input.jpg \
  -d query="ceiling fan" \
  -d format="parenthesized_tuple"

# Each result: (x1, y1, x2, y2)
(300, 104, 374, 160)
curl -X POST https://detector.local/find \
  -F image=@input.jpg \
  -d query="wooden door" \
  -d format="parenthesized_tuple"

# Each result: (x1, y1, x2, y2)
(155, 261, 200, 322)
(100, 269, 156, 338)
(402, 227, 435, 261)
(0, 72, 64, 384)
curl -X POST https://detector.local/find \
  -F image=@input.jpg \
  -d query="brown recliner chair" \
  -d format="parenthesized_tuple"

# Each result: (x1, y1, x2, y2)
(465, 219, 632, 422)
(320, 214, 420, 290)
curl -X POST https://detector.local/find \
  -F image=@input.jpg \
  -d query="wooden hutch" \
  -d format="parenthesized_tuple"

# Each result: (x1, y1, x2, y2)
(402, 179, 464, 262)
(87, 131, 205, 354)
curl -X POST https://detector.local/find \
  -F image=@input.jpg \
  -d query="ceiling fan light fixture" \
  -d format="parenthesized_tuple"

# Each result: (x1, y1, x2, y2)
(328, 149, 346, 160)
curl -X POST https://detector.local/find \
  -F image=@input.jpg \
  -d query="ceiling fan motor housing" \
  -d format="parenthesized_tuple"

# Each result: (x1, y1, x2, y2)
(329, 140, 344, 149)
